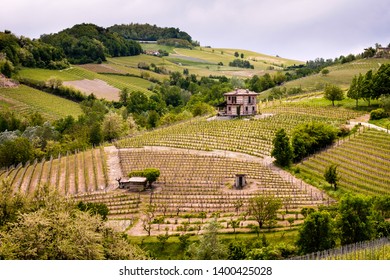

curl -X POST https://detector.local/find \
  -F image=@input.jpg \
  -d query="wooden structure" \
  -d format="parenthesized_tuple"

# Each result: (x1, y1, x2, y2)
(116, 177, 147, 192)
(218, 88, 258, 116)
(234, 174, 247, 189)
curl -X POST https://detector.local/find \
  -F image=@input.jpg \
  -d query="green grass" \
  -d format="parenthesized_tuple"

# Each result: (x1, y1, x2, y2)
(128, 229, 298, 260)
(140, 43, 175, 53)
(0, 85, 83, 120)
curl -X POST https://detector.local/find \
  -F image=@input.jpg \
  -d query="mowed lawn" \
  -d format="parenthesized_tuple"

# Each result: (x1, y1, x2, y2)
(0, 85, 83, 120)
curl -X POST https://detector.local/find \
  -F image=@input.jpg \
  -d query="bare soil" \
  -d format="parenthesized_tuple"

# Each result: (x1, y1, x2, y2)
(63, 79, 120, 101)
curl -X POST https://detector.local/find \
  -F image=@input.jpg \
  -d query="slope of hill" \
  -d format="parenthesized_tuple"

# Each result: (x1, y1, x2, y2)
(261, 58, 390, 99)
(0, 84, 82, 120)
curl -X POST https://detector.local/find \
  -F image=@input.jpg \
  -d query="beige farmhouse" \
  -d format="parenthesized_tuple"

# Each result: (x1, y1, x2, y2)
(218, 88, 258, 116)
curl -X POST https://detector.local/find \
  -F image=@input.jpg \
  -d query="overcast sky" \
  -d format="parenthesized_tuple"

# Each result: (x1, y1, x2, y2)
(1, 0, 389, 61)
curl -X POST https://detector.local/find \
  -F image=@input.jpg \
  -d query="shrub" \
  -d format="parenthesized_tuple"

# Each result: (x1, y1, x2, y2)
(370, 108, 388, 120)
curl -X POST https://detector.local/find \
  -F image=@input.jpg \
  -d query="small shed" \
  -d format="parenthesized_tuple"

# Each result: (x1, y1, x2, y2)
(234, 174, 247, 189)
(117, 177, 147, 192)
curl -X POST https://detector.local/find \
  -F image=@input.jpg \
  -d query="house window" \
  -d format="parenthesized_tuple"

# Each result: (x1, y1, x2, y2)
(252, 106, 255, 112)
(232, 97, 237, 104)
(248, 96, 252, 104)
(245, 106, 248, 112)
(228, 106, 231, 111)
(228, 97, 231, 101)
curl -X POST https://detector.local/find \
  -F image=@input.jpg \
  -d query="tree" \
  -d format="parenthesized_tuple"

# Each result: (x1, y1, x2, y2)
(89, 122, 103, 145)
(296, 211, 336, 254)
(324, 164, 340, 190)
(249, 194, 282, 230)
(321, 68, 329, 76)
(0, 185, 148, 260)
(347, 75, 362, 108)
(234, 51, 239, 57)
(0, 180, 29, 227)
(291, 122, 338, 162)
(361, 70, 374, 106)
(0, 137, 34, 168)
(101, 112, 125, 141)
(324, 84, 344, 106)
(127, 91, 149, 114)
(271, 128, 293, 167)
(141, 168, 160, 187)
(337, 194, 375, 245)
(1, 60, 13, 78)
(186, 219, 228, 259)
(141, 203, 156, 236)
(119, 88, 129, 105)
(372, 64, 390, 98)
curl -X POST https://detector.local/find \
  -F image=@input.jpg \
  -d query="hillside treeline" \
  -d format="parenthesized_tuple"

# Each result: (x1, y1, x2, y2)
(40, 23, 142, 64)
(108, 23, 193, 43)
(0, 31, 69, 76)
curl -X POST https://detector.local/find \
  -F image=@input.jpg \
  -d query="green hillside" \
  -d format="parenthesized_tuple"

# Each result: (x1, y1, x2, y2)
(0, 85, 83, 120)
(261, 58, 390, 98)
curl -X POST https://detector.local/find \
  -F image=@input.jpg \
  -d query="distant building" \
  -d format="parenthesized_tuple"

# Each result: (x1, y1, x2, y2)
(217, 88, 258, 116)
(374, 47, 390, 58)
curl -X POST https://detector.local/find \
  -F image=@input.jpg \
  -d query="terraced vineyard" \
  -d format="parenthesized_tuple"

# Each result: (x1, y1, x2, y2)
(117, 148, 330, 235)
(116, 105, 362, 158)
(297, 129, 390, 195)
(0, 147, 109, 196)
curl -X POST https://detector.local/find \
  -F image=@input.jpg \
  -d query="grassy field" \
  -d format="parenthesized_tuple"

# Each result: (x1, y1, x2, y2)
(129, 229, 298, 260)
(0, 85, 83, 120)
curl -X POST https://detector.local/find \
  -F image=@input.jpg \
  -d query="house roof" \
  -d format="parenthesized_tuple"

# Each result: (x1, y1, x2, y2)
(224, 88, 258, 96)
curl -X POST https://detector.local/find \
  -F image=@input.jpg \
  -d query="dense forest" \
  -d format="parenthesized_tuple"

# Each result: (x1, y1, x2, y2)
(0, 31, 69, 74)
(108, 23, 193, 43)
(40, 23, 142, 64)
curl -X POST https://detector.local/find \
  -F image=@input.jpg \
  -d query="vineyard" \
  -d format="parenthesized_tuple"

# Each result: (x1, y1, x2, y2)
(116, 103, 364, 158)
(292, 237, 390, 260)
(0, 147, 109, 196)
(296, 128, 390, 196)
(113, 147, 331, 235)
(0, 85, 83, 120)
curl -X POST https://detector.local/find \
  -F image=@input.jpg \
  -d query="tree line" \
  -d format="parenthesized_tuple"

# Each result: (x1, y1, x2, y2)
(40, 23, 142, 64)
(108, 23, 193, 43)
(0, 31, 69, 77)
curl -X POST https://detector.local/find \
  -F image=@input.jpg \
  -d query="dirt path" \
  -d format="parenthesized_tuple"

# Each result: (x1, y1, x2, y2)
(104, 146, 123, 191)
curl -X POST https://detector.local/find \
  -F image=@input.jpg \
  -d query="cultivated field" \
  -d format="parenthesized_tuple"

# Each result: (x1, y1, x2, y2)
(296, 128, 390, 196)
(0, 85, 83, 120)
(0, 147, 109, 196)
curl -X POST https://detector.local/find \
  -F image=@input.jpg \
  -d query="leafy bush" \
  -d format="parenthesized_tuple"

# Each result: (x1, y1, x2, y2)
(229, 59, 254, 69)
(370, 108, 388, 120)
(291, 122, 338, 162)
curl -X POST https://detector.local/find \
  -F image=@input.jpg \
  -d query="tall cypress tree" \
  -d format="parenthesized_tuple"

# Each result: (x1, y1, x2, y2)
(271, 128, 293, 167)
